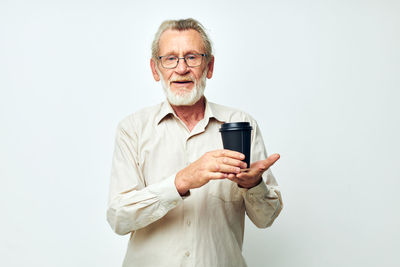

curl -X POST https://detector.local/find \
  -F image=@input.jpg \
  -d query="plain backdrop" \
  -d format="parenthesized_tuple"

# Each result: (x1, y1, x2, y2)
(1, 0, 399, 266)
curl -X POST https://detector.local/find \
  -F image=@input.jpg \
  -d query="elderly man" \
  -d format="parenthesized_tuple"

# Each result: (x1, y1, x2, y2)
(107, 18, 283, 267)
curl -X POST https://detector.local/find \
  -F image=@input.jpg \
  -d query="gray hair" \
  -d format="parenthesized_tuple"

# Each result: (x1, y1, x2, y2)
(151, 18, 213, 63)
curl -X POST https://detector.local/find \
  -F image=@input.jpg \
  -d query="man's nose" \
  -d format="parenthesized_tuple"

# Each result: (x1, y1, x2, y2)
(175, 58, 190, 74)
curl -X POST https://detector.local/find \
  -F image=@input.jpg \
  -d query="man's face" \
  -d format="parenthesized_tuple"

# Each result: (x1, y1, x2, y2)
(151, 29, 214, 106)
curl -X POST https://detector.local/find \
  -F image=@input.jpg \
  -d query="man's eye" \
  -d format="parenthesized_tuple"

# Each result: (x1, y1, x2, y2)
(166, 56, 177, 61)
(186, 55, 196, 60)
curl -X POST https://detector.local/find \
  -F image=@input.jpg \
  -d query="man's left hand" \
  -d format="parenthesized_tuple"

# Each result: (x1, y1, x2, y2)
(227, 153, 280, 189)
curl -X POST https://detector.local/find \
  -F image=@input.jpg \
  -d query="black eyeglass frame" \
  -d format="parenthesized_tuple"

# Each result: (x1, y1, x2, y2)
(158, 53, 207, 69)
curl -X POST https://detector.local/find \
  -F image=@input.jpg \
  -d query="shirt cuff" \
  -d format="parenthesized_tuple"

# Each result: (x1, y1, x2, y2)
(239, 179, 270, 198)
(147, 174, 184, 210)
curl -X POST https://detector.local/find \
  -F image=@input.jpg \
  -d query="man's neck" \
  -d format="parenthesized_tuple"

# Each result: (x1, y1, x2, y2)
(170, 96, 206, 132)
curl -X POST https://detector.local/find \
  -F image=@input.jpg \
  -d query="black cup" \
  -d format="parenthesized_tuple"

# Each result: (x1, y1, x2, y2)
(219, 122, 253, 167)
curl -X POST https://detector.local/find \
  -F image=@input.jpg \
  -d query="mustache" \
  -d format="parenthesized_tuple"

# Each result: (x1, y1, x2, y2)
(169, 75, 194, 82)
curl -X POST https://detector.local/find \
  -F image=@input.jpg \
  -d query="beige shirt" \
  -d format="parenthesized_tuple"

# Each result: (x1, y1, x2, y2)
(107, 99, 283, 267)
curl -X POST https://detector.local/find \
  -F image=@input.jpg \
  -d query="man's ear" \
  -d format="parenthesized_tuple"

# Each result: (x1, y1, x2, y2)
(206, 56, 214, 79)
(150, 59, 160, 81)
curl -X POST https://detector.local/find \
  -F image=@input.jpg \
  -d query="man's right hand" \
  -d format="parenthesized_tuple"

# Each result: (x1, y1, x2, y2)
(175, 149, 247, 195)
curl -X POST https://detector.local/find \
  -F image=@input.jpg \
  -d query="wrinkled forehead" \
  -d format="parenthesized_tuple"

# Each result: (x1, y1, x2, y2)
(158, 29, 205, 56)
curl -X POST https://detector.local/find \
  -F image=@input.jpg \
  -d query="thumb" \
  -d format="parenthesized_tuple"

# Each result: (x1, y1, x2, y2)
(262, 153, 280, 171)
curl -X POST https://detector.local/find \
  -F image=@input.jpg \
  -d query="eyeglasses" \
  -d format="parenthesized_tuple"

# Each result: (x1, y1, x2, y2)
(158, 53, 207, 69)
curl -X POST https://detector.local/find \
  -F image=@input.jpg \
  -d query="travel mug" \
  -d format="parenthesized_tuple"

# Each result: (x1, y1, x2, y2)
(219, 122, 252, 167)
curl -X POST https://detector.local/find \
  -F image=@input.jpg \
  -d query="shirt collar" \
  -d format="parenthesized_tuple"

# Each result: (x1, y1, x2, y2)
(156, 97, 228, 125)
(155, 100, 175, 125)
(206, 99, 228, 123)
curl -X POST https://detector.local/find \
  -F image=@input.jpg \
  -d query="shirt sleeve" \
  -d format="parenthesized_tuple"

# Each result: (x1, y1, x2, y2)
(106, 121, 183, 235)
(240, 120, 283, 228)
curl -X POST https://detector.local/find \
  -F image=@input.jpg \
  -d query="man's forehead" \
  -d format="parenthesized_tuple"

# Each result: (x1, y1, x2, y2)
(158, 29, 205, 55)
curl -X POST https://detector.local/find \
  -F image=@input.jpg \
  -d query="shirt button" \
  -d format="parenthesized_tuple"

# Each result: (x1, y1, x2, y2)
(186, 220, 191, 226)
(172, 201, 177, 205)
(185, 251, 190, 257)
(249, 193, 254, 197)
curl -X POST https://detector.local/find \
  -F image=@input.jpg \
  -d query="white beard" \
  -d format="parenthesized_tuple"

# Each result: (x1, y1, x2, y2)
(157, 68, 207, 106)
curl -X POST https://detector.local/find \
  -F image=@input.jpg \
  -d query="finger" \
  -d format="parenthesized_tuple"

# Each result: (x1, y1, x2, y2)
(218, 157, 247, 169)
(208, 172, 229, 180)
(212, 163, 241, 174)
(236, 170, 258, 179)
(227, 173, 236, 179)
(226, 174, 241, 183)
(213, 149, 245, 160)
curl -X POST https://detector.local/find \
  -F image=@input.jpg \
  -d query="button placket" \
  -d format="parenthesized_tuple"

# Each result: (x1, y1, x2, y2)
(182, 189, 192, 264)
(182, 134, 195, 265)
(185, 137, 194, 167)
(184, 137, 190, 166)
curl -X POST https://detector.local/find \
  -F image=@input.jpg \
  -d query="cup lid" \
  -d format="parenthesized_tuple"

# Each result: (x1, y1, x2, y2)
(219, 122, 253, 132)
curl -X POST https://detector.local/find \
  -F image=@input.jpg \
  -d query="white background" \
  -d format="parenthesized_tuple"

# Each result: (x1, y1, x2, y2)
(1, 0, 399, 266)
